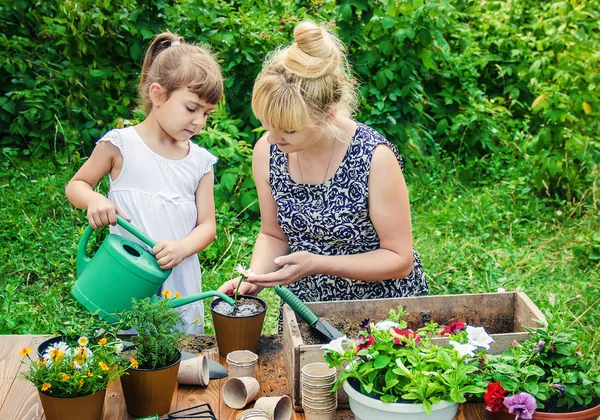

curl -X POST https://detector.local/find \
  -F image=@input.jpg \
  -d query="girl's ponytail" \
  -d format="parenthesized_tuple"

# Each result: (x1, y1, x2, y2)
(138, 31, 223, 114)
(139, 32, 184, 92)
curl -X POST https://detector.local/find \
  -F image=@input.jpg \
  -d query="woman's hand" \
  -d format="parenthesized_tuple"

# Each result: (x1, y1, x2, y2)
(86, 196, 129, 229)
(244, 251, 320, 288)
(217, 277, 262, 296)
(153, 239, 189, 269)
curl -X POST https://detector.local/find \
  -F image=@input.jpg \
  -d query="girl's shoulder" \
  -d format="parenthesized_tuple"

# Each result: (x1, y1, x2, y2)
(189, 141, 217, 175)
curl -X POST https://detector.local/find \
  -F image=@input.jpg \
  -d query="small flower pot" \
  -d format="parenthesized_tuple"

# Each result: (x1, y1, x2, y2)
(120, 351, 181, 417)
(38, 389, 106, 420)
(222, 376, 260, 409)
(227, 350, 259, 378)
(177, 355, 209, 386)
(494, 403, 600, 420)
(211, 295, 267, 357)
(343, 380, 458, 420)
(254, 395, 293, 420)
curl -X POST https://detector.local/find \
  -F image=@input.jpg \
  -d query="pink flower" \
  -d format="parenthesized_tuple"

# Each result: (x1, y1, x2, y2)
(441, 321, 466, 336)
(356, 334, 375, 351)
(503, 392, 537, 419)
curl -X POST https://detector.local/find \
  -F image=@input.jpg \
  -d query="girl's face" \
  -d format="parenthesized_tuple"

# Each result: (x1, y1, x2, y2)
(153, 86, 214, 143)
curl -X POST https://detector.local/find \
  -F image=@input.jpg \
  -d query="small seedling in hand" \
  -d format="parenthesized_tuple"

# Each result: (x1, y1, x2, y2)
(233, 264, 255, 304)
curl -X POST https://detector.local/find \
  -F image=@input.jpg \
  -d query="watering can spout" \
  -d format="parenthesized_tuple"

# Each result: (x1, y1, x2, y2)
(167, 291, 235, 308)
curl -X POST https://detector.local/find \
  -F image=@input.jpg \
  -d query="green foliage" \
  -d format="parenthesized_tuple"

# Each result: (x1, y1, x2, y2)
(482, 302, 600, 410)
(323, 306, 485, 414)
(119, 296, 185, 369)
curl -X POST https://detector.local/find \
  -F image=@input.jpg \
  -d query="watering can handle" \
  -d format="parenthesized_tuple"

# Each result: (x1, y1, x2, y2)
(116, 215, 157, 249)
(76, 216, 159, 277)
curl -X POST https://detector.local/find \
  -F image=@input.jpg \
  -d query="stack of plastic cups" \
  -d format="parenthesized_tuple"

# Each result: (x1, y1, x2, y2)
(227, 350, 259, 378)
(301, 363, 337, 420)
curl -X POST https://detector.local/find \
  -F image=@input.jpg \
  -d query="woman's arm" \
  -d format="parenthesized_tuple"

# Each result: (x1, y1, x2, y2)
(246, 143, 414, 287)
(218, 136, 290, 295)
(65, 141, 129, 229)
(153, 170, 217, 269)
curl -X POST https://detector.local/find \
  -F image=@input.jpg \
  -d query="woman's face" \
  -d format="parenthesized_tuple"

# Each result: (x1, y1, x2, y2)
(262, 123, 326, 153)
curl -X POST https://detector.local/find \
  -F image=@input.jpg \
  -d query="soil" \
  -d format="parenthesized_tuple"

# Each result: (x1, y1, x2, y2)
(298, 312, 516, 345)
(212, 297, 266, 317)
(181, 335, 218, 353)
(536, 397, 600, 414)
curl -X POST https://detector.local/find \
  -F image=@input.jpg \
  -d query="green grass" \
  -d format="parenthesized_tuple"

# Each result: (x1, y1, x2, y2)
(0, 154, 598, 354)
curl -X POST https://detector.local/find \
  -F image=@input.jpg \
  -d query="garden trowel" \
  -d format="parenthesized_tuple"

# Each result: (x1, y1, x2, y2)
(274, 285, 343, 341)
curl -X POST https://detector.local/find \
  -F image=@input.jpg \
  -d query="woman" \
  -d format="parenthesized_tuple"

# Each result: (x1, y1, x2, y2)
(219, 21, 428, 309)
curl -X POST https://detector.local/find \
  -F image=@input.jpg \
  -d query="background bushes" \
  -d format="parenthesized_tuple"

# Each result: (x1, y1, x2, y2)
(1, 0, 598, 205)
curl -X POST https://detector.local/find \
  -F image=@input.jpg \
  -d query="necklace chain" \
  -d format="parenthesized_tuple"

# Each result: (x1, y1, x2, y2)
(296, 140, 336, 185)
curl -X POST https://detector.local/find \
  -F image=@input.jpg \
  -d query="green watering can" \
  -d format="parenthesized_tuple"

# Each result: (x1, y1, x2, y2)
(72, 215, 234, 323)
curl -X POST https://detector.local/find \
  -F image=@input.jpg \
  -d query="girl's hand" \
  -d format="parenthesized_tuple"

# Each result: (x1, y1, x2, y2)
(244, 251, 320, 288)
(217, 278, 262, 296)
(153, 239, 189, 269)
(87, 196, 130, 229)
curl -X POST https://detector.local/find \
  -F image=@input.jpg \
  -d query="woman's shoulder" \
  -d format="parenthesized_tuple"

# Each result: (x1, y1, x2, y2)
(354, 122, 404, 170)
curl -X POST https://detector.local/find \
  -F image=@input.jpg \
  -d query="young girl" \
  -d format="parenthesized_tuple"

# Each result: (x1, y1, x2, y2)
(66, 32, 223, 333)
(219, 21, 428, 316)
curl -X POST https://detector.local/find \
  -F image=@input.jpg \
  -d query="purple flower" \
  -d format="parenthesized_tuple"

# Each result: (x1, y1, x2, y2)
(359, 318, 371, 333)
(504, 392, 537, 420)
(550, 384, 566, 395)
(533, 340, 545, 355)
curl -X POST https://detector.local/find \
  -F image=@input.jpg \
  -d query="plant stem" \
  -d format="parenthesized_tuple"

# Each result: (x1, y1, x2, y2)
(234, 277, 245, 304)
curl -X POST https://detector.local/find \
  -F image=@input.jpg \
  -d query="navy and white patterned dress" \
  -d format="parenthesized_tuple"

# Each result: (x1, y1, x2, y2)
(270, 122, 429, 306)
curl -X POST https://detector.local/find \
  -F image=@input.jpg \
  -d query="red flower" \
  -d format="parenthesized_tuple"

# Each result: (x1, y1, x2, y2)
(441, 321, 466, 336)
(390, 328, 421, 345)
(484, 382, 507, 412)
(356, 334, 375, 351)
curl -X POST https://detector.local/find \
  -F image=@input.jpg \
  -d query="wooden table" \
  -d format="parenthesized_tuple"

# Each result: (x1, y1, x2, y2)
(0, 334, 490, 419)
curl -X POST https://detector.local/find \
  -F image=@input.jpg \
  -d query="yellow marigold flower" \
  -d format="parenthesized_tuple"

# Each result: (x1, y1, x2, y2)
(39, 360, 46, 366)
(193, 317, 200, 323)
(61, 373, 70, 381)
(98, 338, 107, 346)
(175, 292, 182, 298)
(41, 383, 51, 392)
(161, 290, 172, 299)
(87, 370, 93, 377)
(19, 347, 32, 357)
(78, 337, 89, 347)
(130, 358, 139, 369)
(50, 349, 65, 362)
(99, 361, 109, 371)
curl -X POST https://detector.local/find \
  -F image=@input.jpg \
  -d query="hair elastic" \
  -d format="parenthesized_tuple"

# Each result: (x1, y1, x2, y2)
(170, 40, 181, 46)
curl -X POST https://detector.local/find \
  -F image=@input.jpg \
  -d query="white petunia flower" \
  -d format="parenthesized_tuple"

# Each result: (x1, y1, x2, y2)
(375, 320, 398, 331)
(497, 287, 506, 293)
(466, 326, 495, 349)
(115, 343, 124, 354)
(235, 264, 256, 278)
(320, 335, 347, 355)
(449, 340, 477, 358)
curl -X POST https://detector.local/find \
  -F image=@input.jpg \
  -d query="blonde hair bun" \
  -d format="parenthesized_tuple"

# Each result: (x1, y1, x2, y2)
(283, 21, 341, 79)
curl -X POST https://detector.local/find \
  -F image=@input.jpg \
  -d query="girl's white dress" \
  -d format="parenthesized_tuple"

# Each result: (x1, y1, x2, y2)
(98, 126, 216, 334)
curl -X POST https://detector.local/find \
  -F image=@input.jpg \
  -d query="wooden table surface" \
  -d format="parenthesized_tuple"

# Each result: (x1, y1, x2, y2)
(0, 334, 491, 419)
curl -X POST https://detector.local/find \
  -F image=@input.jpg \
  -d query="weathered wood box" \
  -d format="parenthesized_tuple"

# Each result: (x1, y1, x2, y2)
(282, 291, 545, 412)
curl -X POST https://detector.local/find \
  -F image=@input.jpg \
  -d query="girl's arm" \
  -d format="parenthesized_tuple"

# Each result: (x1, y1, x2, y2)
(153, 170, 217, 270)
(65, 141, 129, 229)
(246, 143, 414, 287)
(218, 135, 290, 295)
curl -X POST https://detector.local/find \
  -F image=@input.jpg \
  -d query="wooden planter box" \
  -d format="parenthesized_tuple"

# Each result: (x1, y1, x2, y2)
(281, 291, 545, 412)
